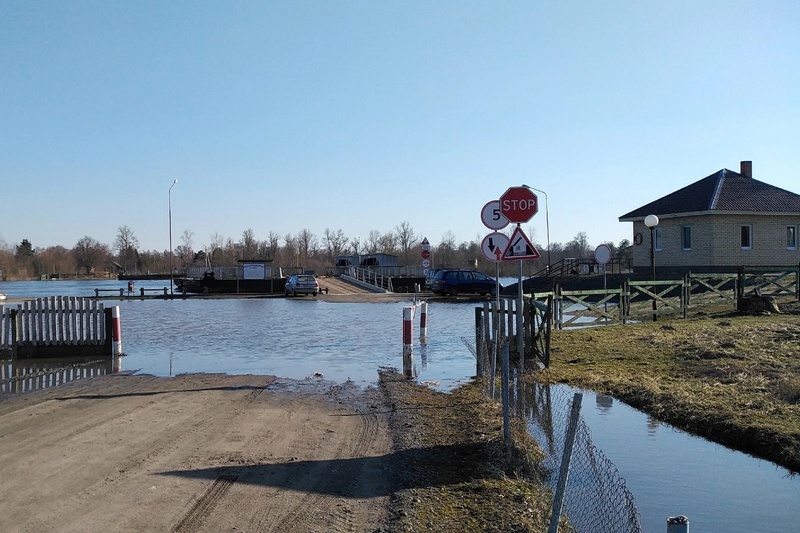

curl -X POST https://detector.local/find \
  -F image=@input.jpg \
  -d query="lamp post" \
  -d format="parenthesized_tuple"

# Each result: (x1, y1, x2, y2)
(169, 179, 178, 296)
(522, 184, 551, 272)
(644, 214, 659, 321)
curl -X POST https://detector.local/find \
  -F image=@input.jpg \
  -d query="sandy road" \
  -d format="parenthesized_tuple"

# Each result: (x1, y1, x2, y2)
(0, 373, 393, 533)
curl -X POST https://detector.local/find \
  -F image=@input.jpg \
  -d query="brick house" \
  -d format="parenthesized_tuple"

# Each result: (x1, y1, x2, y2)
(619, 161, 800, 276)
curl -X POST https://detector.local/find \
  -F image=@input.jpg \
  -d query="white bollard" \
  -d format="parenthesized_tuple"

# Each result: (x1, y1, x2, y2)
(667, 515, 689, 533)
(111, 305, 122, 355)
(402, 306, 414, 377)
(419, 302, 428, 338)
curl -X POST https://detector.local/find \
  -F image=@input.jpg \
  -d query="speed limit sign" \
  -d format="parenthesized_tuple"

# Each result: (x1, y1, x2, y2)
(481, 200, 510, 230)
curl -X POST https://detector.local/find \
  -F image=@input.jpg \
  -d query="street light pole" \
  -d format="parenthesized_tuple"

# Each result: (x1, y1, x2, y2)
(523, 184, 551, 272)
(169, 179, 178, 296)
(644, 214, 659, 321)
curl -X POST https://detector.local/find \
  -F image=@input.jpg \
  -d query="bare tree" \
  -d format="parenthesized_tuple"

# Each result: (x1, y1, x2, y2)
(365, 230, 381, 254)
(240, 228, 258, 259)
(114, 226, 139, 272)
(180, 230, 194, 267)
(73, 236, 109, 276)
(378, 231, 398, 255)
(266, 231, 280, 257)
(322, 228, 349, 259)
(435, 231, 457, 267)
(350, 237, 361, 256)
(296, 229, 316, 260)
(564, 232, 592, 258)
(38, 246, 76, 276)
(282, 233, 298, 268)
(394, 221, 418, 265)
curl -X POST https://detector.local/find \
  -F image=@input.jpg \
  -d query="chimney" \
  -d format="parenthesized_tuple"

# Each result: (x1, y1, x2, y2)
(740, 160, 752, 178)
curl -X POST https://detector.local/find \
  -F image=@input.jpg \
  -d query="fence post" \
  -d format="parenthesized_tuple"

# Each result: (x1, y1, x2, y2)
(474, 307, 484, 377)
(796, 262, 800, 301)
(11, 308, 19, 358)
(402, 306, 414, 378)
(666, 515, 689, 532)
(622, 280, 629, 325)
(682, 273, 689, 319)
(501, 342, 510, 443)
(544, 295, 553, 368)
(547, 392, 583, 533)
(736, 267, 745, 301)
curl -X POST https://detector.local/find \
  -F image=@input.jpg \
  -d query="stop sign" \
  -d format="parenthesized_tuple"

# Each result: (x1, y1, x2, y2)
(500, 187, 538, 223)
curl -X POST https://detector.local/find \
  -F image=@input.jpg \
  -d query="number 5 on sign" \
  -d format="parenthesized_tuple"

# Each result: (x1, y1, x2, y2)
(481, 200, 510, 230)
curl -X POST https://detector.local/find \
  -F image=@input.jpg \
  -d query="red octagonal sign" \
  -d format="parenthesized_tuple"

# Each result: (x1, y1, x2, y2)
(500, 187, 538, 223)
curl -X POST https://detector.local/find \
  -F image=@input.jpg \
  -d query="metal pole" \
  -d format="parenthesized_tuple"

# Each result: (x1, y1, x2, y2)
(650, 225, 657, 321)
(547, 392, 583, 533)
(517, 256, 524, 372)
(523, 185, 550, 272)
(501, 341, 510, 443)
(168, 179, 178, 296)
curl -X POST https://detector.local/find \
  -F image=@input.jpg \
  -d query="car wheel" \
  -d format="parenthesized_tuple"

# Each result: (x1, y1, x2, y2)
(448, 288, 458, 297)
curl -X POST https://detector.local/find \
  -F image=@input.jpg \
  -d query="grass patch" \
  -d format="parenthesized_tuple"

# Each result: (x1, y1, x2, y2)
(533, 299, 800, 473)
(380, 372, 554, 532)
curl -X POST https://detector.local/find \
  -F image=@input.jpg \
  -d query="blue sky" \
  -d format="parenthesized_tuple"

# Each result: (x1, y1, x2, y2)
(2, 1, 798, 254)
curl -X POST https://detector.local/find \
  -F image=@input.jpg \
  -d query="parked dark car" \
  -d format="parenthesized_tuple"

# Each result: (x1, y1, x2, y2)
(429, 269, 499, 296)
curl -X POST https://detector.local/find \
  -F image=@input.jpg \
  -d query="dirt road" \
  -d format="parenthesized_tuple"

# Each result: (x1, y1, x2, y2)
(0, 373, 393, 533)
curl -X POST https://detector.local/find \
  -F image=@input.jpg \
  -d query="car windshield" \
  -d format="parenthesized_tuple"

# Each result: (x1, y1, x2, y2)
(297, 275, 315, 282)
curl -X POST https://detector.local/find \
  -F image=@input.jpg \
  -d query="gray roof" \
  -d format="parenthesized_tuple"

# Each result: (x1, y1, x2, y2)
(619, 168, 800, 220)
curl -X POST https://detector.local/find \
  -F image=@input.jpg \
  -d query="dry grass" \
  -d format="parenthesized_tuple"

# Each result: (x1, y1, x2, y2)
(380, 371, 553, 532)
(533, 297, 800, 472)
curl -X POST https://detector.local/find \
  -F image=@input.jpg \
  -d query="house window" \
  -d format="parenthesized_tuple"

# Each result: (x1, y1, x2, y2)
(681, 226, 692, 250)
(740, 225, 752, 250)
(788, 226, 798, 250)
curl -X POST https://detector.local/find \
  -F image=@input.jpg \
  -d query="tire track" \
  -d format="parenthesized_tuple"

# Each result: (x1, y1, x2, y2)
(250, 400, 381, 533)
(171, 475, 239, 533)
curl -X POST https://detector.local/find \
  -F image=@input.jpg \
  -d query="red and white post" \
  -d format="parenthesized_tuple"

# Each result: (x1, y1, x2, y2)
(111, 305, 123, 356)
(419, 301, 428, 338)
(402, 306, 414, 377)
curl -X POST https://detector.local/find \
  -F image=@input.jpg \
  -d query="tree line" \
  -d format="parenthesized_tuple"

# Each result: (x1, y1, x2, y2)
(0, 222, 632, 281)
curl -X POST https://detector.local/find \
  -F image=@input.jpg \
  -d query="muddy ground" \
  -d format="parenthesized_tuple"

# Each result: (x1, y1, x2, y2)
(0, 371, 548, 533)
(0, 373, 394, 532)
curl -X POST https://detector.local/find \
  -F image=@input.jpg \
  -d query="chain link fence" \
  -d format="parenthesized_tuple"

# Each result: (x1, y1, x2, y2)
(517, 381, 643, 533)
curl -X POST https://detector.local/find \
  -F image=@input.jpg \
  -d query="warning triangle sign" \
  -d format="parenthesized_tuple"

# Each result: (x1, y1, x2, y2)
(502, 227, 541, 261)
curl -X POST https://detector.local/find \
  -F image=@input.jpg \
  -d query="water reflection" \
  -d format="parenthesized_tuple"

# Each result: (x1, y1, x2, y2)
(520, 382, 800, 533)
(1, 355, 123, 395)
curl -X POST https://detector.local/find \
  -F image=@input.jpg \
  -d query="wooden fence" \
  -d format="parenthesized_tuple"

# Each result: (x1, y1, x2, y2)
(474, 296, 554, 373)
(473, 267, 798, 371)
(550, 267, 798, 329)
(0, 297, 114, 359)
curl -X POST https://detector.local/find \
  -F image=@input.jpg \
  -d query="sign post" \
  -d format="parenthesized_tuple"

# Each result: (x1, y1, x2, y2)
(498, 186, 540, 372)
(420, 237, 431, 288)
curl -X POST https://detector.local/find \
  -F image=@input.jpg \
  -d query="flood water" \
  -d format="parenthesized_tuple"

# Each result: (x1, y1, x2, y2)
(3, 279, 799, 532)
(0, 279, 478, 388)
(527, 384, 800, 533)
